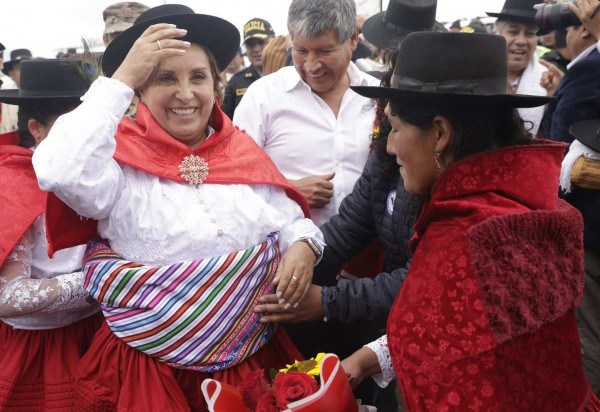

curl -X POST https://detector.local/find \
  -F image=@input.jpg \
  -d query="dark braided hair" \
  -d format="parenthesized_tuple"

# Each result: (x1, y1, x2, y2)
(369, 51, 398, 177)
(16, 99, 80, 148)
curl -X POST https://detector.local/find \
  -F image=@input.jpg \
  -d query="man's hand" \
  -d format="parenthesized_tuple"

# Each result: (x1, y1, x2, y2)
(255, 284, 324, 323)
(539, 59, 564, 96)
(288, 173, 335, 208)
(571, 0, 600, 40)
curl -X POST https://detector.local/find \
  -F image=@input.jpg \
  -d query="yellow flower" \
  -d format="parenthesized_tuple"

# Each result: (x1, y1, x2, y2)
(279, 353, 326, 376)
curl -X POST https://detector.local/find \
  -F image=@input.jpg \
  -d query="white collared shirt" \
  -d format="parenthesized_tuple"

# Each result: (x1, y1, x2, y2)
(233, 62, 379, 227)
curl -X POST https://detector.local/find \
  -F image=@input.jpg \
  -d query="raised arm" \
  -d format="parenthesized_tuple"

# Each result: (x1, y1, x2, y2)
(32, 77, 131, 220)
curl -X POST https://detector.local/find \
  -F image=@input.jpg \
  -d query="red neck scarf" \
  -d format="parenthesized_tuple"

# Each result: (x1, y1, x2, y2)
(0, 132, 47, 265)
(46, 103, 309, 255)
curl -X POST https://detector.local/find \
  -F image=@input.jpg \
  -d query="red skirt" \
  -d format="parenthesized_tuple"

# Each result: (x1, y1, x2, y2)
(74, 321, 303, 412)
(0, 313, 103, 411)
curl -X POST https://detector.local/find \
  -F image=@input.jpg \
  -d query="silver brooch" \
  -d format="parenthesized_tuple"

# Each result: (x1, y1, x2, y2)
(178, 154, 209, 185)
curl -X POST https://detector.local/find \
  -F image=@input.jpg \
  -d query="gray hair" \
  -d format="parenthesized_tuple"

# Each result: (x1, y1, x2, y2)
(493, 20, 509, 34)
(493, 20, 538, 34)
(287, 0, 357, 43)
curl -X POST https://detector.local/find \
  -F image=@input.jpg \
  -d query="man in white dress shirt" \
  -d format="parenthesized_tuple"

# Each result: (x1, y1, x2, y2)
(233, 0, 378, 227)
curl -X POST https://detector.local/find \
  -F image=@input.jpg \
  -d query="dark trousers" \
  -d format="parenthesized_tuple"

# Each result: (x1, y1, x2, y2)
(577, 247, 600, 395)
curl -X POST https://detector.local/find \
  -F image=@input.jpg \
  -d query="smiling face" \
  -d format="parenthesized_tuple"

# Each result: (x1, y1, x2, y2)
(497, 22, 538, 78)
(139, 44, 216, 150)
(385, 103, 442, 194)
(291, 29, 356, 98)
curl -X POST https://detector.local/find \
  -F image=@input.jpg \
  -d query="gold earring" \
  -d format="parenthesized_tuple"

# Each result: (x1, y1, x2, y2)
(434, 151, 443, 171)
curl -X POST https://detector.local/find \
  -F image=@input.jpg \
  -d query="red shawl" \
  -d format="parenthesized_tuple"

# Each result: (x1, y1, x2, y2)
(46, 103, 309, 255)
(387, 142, 595, 411)
(0, 132, 46, 265)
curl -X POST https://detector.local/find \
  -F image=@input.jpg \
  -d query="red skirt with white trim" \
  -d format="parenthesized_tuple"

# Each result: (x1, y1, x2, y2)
(74, 321, 303, 412)
(0, 312, 103, 411)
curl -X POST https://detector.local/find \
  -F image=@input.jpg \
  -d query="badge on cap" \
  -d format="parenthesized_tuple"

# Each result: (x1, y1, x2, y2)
(242, 18, 275, 43)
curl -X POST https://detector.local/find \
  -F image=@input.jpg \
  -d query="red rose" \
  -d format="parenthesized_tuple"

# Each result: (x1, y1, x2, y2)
(273, 371, 319, 408)
(256, 389, 279, 412)
(237, 369, 271, 410)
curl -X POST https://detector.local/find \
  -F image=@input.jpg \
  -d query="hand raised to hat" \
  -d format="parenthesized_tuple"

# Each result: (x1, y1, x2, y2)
(570, 0, 600, 40)
(112, 23, 190, 90)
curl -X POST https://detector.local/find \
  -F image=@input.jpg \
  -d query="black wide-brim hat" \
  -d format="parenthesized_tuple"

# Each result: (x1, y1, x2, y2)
(2, 48, 33, 76)
(0, 59, 90, 105)
(362, 0, 446, 51)
(570, 120, 600, 153)
(352, 32, 552, 108)
(486, 0, 538, 25)
(102, 4, 240, 77)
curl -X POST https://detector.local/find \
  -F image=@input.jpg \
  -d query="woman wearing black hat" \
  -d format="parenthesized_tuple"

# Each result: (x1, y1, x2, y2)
(341, 31, 600, 411)
(33, 4, 322, 411)
(0, 59, 102, 410)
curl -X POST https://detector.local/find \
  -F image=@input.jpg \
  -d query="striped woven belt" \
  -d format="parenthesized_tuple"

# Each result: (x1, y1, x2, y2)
(83, 233, 279, 372)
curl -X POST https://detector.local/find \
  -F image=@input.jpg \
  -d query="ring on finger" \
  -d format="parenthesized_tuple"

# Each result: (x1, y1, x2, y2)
(291, 275, 300, 284)
(156, 39, 163, 50)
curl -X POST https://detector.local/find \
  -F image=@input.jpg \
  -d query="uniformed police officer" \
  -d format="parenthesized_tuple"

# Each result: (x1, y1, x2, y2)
(222, 18, 275, 119)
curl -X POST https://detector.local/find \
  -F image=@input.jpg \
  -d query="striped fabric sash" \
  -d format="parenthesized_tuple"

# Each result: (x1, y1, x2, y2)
(83, 233, 279, 372)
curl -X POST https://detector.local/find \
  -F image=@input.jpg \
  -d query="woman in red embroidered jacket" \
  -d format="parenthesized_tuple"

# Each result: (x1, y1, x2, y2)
(32, 5, 323, 412)
(0, 59, 102, 410)
(341, 32, 600, 411)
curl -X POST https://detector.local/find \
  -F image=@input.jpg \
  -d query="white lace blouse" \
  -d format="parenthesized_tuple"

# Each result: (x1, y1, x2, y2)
(365, 334, 396, 388)
(0, 215, 99, 330)
(32, 77, 323, 266)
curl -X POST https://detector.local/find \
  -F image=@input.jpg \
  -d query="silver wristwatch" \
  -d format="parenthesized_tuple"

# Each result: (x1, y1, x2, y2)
(297, 236, 323, 260)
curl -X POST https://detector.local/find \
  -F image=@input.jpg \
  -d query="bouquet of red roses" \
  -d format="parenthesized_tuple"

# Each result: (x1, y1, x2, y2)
(201, 353, 360, 412)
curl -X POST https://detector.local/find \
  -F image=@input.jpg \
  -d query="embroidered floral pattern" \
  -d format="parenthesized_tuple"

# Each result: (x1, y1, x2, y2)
(0, 279, 55, 313)
(43, 272, 92, 313)
(0, 224, 92, 317)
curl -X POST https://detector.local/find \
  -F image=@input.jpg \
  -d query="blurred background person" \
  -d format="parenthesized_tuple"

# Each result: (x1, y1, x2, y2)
(488, 0, 548, 136)
(1, 49, 32, 133)
(262, 35, 289, 75)
(0, 43, 5, 86)
(449, 19, 461, 32)
(222, 17, 275, 118)
(541, 29, 573, 72)
(222, 47, 245, 84)
(542, 0, 600, 395)
(102, 2, 149, 46)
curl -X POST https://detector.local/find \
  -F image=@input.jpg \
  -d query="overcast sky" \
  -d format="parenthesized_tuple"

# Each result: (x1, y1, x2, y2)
(2, 0, 505, 58)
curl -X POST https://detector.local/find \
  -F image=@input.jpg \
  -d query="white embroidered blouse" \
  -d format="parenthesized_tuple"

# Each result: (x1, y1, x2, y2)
(0, 215, 99, 330)
(32, 77, 323, 266)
